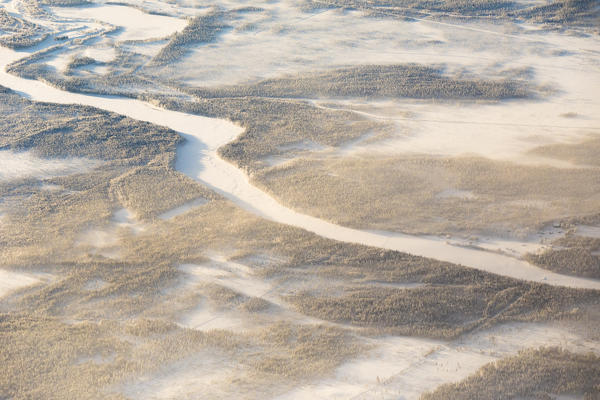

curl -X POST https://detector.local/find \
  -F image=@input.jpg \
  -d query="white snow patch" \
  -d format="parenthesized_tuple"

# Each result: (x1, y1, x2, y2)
(264, 141, 326, 167)
(76, 353, 115, 365)
(158, 198, 208, 220)
(313, 97, 600, 167)
(175, 260, 258, 331)
(46, 46, 115, 75)
(178, 301, 246, 331)
(0, 150, 101, 181)
(443, 235, 549, 258)
(40, 183, 62, 191)
(82, 46, 116, 63)
(277, 323, 600, 400)
(172, 3, 600, 166)
(236, 253, 289, 268)
(78, 228, 119, 249)
(45, 51, 71, 73)
(112, 208, 145, 234)
(120, 40, 169, 57)
(50, 4, 188, 41)
(84, 278, 108, 291)
(356, 281, 425, 290)
(554, 396, 584, 400)
(574, 225, 600, 239)
(0, 269, 52, 297)
(121, 351, 241, 400)
(436, 189, 477, 200)
(179, 258, 274, 303)
(76, 208, 144, 258)
(175, 257, 323, 331)
(82, 63, 110, 75)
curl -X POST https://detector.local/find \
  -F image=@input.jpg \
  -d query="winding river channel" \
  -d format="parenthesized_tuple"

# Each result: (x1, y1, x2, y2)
(2, 46, 599, 290)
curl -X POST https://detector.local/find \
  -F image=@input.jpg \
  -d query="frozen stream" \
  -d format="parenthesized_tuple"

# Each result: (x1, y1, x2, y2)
(1, 46, 599, 289)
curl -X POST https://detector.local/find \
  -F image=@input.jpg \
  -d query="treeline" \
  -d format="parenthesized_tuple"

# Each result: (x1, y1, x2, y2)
(517, 0, 599, 27)
(526, 234, 600, 279)
(303, 0, 600, 29)
(152, 11, 231, 64)
(288, 278, 600, 339)
(65, 56, 97, 71)
(0, 87, 179, 166)
(110, 166, 219, 219)
(303, 0, 516, 16)
(39, 0, 91, 6)
(0, 9, 47, 49)
(172, 64, 533, 173)
(189, 64, 532, 101)
(421, 347, 600, 399)
(153, 95, 383, 172)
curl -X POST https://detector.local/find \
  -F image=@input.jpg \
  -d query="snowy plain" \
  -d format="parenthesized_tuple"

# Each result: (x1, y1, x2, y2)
(1, 40, 598, 289)
(50, 3, 188, 41)
(1, 1, 599, 398)
(0, 150, 101, 181)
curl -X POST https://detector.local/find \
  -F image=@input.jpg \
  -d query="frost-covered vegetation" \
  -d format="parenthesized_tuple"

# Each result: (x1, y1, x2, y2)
(422, 347, 600, 399)
(152, 11, 230, 64)
(7, 47, 178, 97)
(252, 154, 600, 237)
(517, 0, 600, 29)
(65, 55, 97, 73)
(526, 232, 600, 279)
(9, 53, 535, 173)
(157, 64, 532, 172)
(0, 9, 46, 48)
(1, 0, 599, 397)
(111, 166, 218, 219)
(0, 90, 176, 163)
(40, 0, 91, 5)
(303, 0, 515, 15)
(1, 86, 598, 398)
(0, 85, 367, 397)
(189, 64, 531, 100)
(303, 0, 600, 30)
(286, 254, 599, 339)
(530, 135, 600, 167)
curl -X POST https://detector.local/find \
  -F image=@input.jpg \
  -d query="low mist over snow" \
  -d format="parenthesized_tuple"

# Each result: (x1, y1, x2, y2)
(50, 3, 188, 41)
(0, 0, 599, 399)
(0, 150, 101, 181)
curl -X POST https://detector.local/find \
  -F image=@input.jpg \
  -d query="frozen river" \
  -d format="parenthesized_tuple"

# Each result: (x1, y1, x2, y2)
(1, 45, 599, 289)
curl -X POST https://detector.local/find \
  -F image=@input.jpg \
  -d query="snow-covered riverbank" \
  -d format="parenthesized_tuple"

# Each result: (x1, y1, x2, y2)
(1, 45, 599, 289)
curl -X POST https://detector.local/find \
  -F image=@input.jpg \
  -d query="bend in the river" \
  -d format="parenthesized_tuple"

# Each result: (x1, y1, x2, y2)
(1, 46, 599, 290)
